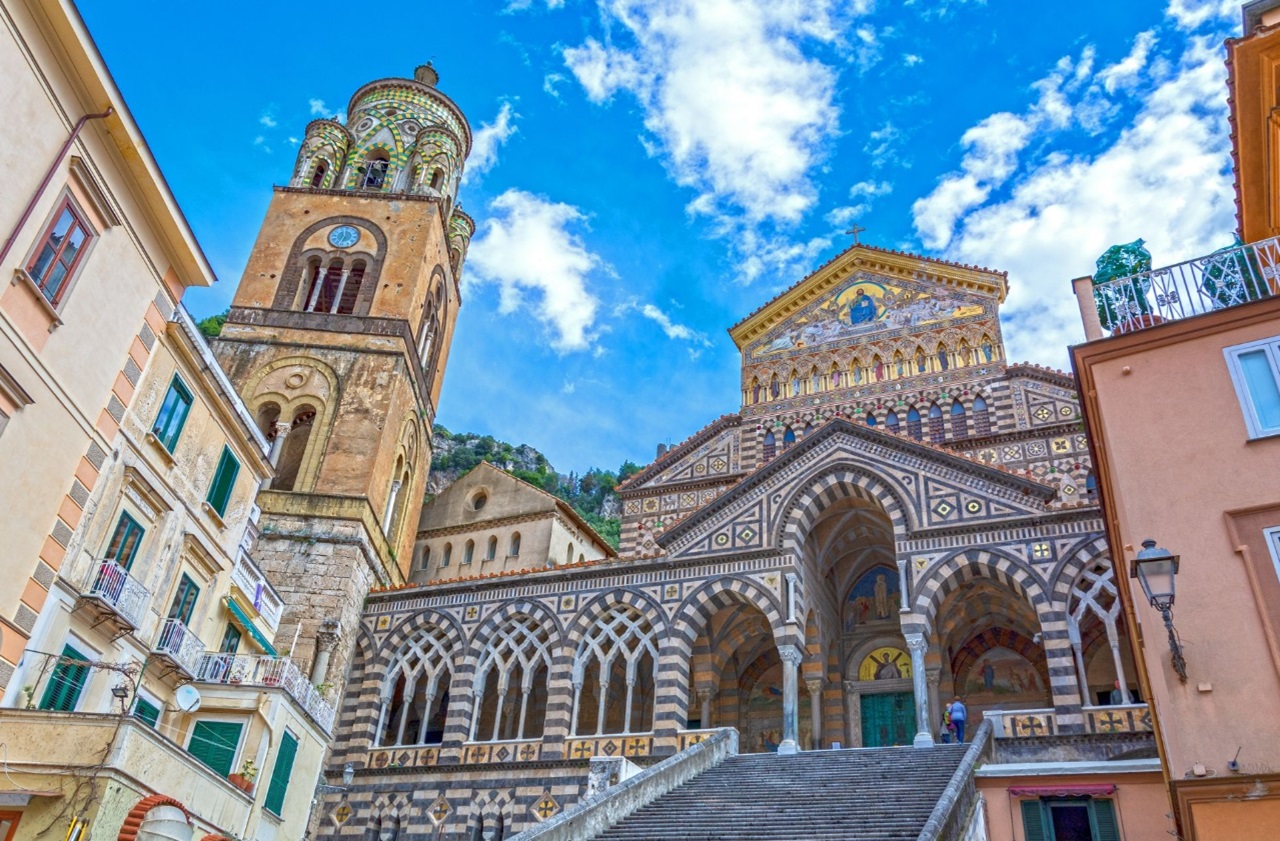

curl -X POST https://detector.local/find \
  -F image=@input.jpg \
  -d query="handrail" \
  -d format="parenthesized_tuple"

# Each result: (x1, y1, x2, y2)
(915, 718, 994, 841)
(508, 728, 739, 841)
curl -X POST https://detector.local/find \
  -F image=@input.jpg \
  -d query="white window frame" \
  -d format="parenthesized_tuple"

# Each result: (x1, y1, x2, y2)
(1263, 526, 1280, 591)
(1224, 337, 1280, 438)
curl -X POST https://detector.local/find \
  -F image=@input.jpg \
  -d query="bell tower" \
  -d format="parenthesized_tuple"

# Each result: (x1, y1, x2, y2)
(213, 63, 473, 690)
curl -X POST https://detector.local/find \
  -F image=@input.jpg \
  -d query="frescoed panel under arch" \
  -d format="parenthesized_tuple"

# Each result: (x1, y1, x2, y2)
(843, 566, 901, 631)
(858, 647, 911, 681)
(959, 646, 1047, 706)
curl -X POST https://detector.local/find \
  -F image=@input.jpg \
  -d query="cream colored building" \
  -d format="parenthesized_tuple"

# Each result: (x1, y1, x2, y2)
(412, 462, 615, 583)
(1, 306, 335, 840)
(0, 0, 210, 693)
(0, 1, 333, 838)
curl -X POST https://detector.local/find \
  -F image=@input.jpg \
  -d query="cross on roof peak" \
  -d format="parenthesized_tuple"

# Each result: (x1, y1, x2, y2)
(845, 224, 867, 245)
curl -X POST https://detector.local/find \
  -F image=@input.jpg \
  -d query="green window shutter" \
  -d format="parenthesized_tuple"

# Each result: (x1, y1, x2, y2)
(152, 377, 193, 451)
(168, 574, 200, 625)
(1020, 800, 1049, 841)
(134, 697, 161, 728)
(1092, 798, 1120, 841)
(188, 720, 243, 777)
(206, 446, 240, 516)
(263, 731, 299, 816)
(39, 644, 89, 711)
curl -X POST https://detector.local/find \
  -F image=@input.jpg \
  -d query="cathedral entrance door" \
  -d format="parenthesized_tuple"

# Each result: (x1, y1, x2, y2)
(860, 692, 914, 747)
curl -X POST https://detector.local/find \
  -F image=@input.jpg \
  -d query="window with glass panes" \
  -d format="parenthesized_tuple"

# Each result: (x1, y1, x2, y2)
(168, 574, 199, 625)
(220, 623, 242, 654)
(1225, 337, 1280, 438)
(39, 643, 90, 711)
(263, 730, 299, 816)
(152, 377, 193, 451)
(104, 512, 144, 569)
(206, 446, 240, 517)
(27, 200, 92, 304)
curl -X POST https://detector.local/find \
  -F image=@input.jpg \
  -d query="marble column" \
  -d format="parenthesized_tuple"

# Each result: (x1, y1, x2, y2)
(843, 681, 862, 748)
(926, 665, 942, 741)
(905, 633, 935, 748)
(1068, 618, 1090, 706)
(309, 618, 341, 684)
(806, 679, 824, 750)
(777, 644, 803, 755)
(1105, 618, 1132, 704)
(697, 686, 715, 728)
(383, 479, 403, 533)
(264, 421, 291, 489)
(896, 558, 910, 612)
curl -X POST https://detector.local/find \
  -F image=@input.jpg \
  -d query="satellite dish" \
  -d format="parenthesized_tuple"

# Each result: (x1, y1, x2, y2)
(174, 684, 202, 713)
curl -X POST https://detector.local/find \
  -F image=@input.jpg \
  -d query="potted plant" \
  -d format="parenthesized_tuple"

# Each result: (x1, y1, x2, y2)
(229, 757, 258, 793)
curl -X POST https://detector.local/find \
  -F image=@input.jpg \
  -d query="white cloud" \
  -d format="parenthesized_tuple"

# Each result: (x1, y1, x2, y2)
(464, 102, 518, 184)
(562, 0, 858, 281)
(912, 24, 1237, 368)
(466, 190, 605, 353)
(259, 113, 277, 128)
(543, 73, 567, 98)
(864, 122, 902, 169)
(1165, 0, 1236, 31)
(903, 53, 924, 66)
(632, 302, 711, 345)
(826, 180, 893, 227)
(308, 98, 327, 116)
(288, 136, 299, 146)
(1098, 30, 1157, 93)
(505, 0, 565, 11)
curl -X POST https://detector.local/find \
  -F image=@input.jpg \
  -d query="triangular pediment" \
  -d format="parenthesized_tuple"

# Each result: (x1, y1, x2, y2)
(658, 419, 1055, 560)
(729, 245, 1008, 358)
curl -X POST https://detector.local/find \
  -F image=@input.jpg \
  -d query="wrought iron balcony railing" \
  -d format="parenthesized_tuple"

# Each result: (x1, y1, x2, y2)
(1090, 237, 1280, 335)
(193, 653, 335, 733)
(84, 559, 150, 630)
(153, 618, 205, 676)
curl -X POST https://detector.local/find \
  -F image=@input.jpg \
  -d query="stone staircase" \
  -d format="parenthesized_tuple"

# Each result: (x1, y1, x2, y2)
(592, 744, 970, 841)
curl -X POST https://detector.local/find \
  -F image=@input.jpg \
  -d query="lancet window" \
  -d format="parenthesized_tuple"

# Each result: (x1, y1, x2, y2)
(571, 605, 658, 736)
(973, 396, 992, 436)
(509, 533, 521, 556)
(951, 401, 968, 438)
(310, 160, 328, 189)
(486, 536, 497, 561)
(929, 403, 945, 443)
(885, 411, 900, 434)
(362, 151, 390, 190)
(782, 427, 797, 450)
(376, 624, 453, 746)
(906, 408, 922, 440)
(300, 257, 367, 315)
(762, 431, 777, 462)
(1067, 559, 1131, 705)
(469, 614, 553, 741)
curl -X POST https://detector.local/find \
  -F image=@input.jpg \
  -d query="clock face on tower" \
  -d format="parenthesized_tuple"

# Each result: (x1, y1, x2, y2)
(328, 225, 360, 248)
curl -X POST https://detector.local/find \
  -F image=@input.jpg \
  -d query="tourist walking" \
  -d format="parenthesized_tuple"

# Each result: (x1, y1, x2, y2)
(947, 697, 968, 744)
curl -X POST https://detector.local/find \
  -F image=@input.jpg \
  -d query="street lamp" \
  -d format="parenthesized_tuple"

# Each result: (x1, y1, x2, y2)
(111, 684, 130, 714)
(1130, 539, 1187, 682)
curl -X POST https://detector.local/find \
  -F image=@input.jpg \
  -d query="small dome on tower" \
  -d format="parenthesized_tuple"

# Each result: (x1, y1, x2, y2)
(415, 63, 439, 87)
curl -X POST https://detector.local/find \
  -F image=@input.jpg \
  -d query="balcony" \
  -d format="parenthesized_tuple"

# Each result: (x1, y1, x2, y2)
(229, 551, 283, 633)
(1079, 237, 1280, 337)
(194, 653, 335, 733)
(75, 559, 150, 639)
(151, 618, 205, 679)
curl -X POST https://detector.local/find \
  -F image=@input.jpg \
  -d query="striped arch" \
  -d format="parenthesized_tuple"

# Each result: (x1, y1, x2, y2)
(1048, 535, 1112, 604)
(332, 626, 382, 756)
(378, 607, 466, 661)
(565, 588, 667, 649)
(467, 787, 516, 834)
(777, 465, 912, 556)
(468, 598, 564, 656)
(672, 576, 787, 647)
(911, 548, 1050, 634)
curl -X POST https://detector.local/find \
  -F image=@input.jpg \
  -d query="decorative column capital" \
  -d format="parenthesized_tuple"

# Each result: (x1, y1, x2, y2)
(904, 633, 928, 655)
(696, 687, 716, 703)
(777, 644, 805, 666)
(271, 420, 292, 439)
(805, 679, 824, 698)
(315, 618, 341, 652)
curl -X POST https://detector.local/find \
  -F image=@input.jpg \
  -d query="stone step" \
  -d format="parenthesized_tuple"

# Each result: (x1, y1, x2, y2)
(592, 746, 968, 841)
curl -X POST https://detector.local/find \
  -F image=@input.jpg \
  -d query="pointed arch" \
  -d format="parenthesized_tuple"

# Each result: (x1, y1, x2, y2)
(950, 400, 968, 438)
(972, 395, 992, 436)
(928, 402, 945, 443)
(906, 407, 923, 440)
(909, 548, 1049, 635)
(776, 466, 911, 556)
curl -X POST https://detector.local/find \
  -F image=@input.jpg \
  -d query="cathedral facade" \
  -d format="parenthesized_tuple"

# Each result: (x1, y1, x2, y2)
(313, 245, 1137, 839)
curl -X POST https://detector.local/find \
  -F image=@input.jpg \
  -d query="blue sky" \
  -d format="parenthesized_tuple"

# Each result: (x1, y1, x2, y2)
(81, 0, 1242, 474)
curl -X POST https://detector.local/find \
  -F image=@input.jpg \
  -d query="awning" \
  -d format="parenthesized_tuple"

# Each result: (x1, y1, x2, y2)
(225, 597, 278, 656)
(1008, 784, 1117, 797)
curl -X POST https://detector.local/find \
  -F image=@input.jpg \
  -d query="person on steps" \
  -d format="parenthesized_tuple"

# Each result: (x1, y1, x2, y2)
(947, 696, 968, 744)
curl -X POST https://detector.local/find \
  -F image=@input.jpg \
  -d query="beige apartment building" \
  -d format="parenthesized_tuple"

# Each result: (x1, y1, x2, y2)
(0, 1, 333, 839)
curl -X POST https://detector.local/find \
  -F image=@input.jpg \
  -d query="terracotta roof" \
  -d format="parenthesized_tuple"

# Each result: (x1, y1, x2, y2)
(617, 414, 741, 492)
(729, 243, 1008, 333)
(370, 556, 615, 593)
(1005, 361, 1076, 387)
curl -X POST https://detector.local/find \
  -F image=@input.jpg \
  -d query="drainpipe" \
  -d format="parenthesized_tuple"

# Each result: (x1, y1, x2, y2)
(0, 108, 114, 268)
